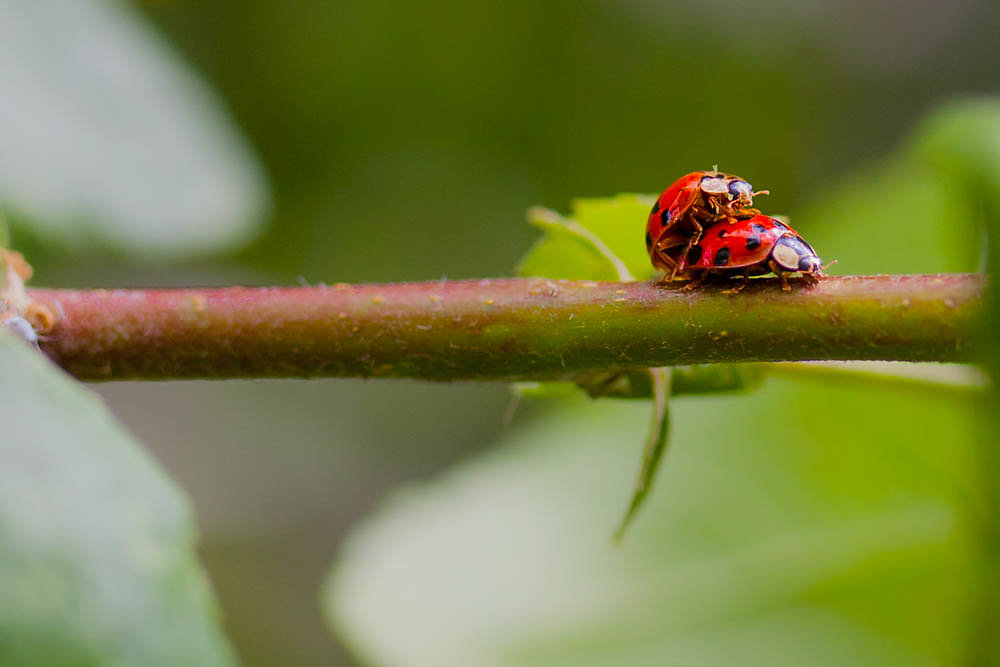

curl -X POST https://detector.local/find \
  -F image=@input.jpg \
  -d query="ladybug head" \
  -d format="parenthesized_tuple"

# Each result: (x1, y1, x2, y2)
(771, 235, 822, 273)
(727, 179, 753, 204)
(727, 178, 769, 208)
(700, 174, 768, 208)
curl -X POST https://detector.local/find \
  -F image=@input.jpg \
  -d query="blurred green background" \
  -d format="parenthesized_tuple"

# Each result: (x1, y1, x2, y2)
(4, 0, 999, 665)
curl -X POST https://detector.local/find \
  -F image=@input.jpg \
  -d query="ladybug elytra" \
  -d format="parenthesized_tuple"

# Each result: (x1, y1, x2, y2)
(673, 213, 823, 292)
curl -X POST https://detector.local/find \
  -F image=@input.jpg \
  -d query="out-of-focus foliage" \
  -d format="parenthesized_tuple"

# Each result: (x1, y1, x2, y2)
(327, 380, 980, 667)
(905, 97, 1000, 661)
(1, 1, 996, 665)
(0, 334, 235, 667)
(145, 1, 1000, 284)
(0, 0, 268, 256)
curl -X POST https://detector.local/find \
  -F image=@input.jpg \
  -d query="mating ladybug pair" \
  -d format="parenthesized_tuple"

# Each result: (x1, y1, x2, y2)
(645, 170, 824, 291)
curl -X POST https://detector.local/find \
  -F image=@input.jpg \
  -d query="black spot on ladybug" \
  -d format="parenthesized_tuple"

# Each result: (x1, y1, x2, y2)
(650, 200, 660, 216)
(645, 231, 652, 248)
(750, 223, 767, 234)
(771, 220, 789, 232)
(717, 228, 728, 238)
(687, 244, 703, 264)
(713, 247, 731, 266)
(745, 234, 761, 250)
(659, 209, 672, 228)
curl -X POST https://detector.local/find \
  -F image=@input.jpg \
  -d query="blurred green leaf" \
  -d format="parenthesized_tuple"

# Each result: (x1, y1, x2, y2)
(517, 195, 657, 281)
(0, 0, 269, 256)
(766, 361, 989, 393)
(903, 97, 1000, 663)
(668, 364, 766, 396)
(516, 366, 765, 401)
(792, 102, 1000, 276)
(792, 160, 980, 275)
(512, 381, 584, 401)
(326, 374, 979, 667)
(0, 334, 235, 667)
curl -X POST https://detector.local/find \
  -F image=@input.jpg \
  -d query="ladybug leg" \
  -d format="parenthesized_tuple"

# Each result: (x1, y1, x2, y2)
(722, 269, 751, 294)
(692, 205, 729, 225)
(652, 247, 681, 283)
(670, 218, 704, 280)
(680, 271, 707, 291)
(729, 206, 760, 220)
(768, 260, 792, 291)
(727, 190, 769, 215)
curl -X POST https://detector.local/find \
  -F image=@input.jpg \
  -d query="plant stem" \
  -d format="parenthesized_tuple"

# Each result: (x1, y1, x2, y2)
(30, 274, 983, 381)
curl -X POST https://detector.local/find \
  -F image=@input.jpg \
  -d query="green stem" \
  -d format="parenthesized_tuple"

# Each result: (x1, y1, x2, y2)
(31, 273, 983, 381)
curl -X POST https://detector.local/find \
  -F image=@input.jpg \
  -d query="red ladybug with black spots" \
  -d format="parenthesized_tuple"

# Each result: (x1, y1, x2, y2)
(669, 213, 824, 292)
(646, 170, 768, 278)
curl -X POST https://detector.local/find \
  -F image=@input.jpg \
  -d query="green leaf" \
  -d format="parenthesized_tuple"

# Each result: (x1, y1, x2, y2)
(0, 334, 235, 667)
(765, 361, 989, 393)
(569, 195, 659, 281)
(791, 100, 1000, 276)
(0, 0, 269, 256)
(517, 366, 765, 402)
(326, 374, 978, 667)
(517, 195, 657, 281)
(516, 215, 621, 281)
(791, 160, 980, 275)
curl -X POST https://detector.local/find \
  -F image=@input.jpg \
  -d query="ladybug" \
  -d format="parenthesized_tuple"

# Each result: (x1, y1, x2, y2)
(670, 213, 823, 292)
(646, 170, 768, 278)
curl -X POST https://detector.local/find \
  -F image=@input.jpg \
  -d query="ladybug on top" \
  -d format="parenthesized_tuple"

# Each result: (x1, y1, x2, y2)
(646, 169, 824, 291)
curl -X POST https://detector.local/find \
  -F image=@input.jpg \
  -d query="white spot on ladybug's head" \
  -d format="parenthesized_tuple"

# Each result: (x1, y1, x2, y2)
(4, 316, 38, 344)
(699, 175, 729, 195)
(771, 235, 821, 272)
(771, 236, 805, 271)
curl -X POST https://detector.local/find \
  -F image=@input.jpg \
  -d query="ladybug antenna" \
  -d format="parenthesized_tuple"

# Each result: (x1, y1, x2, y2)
(820, 258, 838, 272)
(711, 163, 719, 172)
(752, 189, 770, 198)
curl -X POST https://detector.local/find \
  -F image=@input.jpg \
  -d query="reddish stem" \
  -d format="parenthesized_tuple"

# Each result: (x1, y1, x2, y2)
(30, 274, 983, 381)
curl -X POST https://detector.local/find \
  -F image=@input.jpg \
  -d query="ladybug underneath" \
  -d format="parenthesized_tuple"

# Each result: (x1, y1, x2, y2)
(668, 213, 824, 292)
(646, 170, 768, 279)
